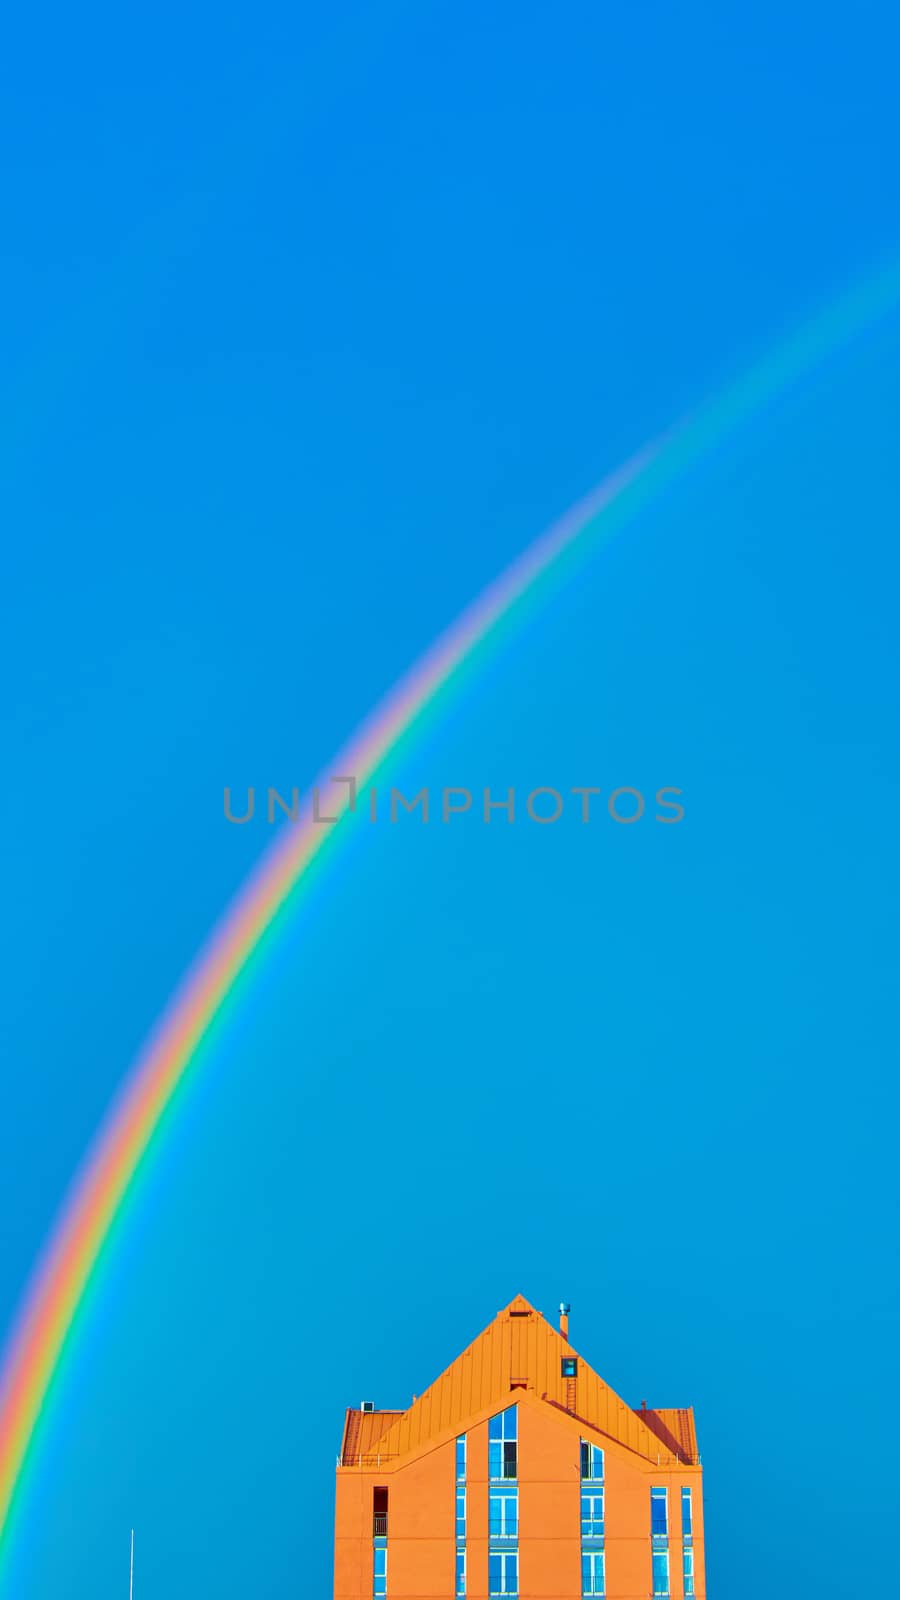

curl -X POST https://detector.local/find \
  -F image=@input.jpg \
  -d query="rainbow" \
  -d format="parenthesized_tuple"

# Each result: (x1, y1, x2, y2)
(0, 255, 898, 1573)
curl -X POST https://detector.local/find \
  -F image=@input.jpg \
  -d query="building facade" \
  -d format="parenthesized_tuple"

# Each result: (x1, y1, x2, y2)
(334, 1294, 705, 1600)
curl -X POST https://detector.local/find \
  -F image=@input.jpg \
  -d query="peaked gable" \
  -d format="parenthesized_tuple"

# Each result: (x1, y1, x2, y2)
(348, 1296, 692, 1467)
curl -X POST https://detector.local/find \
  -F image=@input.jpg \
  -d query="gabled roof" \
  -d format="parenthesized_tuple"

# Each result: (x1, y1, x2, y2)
(340, 1295, 697, 1468)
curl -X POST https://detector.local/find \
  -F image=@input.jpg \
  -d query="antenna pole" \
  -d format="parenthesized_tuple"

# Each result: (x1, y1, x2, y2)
(129, 1529, 134, 1600)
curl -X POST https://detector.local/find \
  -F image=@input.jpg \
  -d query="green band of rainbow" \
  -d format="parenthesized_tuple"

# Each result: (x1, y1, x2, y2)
(1, 255, 897, 1568)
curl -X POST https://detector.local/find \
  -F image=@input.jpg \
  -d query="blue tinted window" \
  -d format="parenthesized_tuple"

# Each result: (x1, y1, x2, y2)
(581, 1551, 605, 1595)
(651, 1488, 668, 1536)
(490, 1432, 517, 1480)
(489, 1487, 518, 1538)
(457, 1435, 467, 1481)
(580, 1491, 604, 1538)
(373, 1543, 387, 1597)
(489, 1411, 518, 1480)
(490, 1406, 517, 1441)
(489, 1551, 518, 1595)
(681, 1487, 692, 1538)
(456, 1550, 466, 1596)
(652, 1550, 669, 1596)
(580, 1441, 604, 1480)
(456, 1488, 466, 1538)
(683, 1548, 694, 1595)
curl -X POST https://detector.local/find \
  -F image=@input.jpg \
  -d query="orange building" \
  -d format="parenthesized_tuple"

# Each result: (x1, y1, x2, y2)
(334, 1295, 705, 1600)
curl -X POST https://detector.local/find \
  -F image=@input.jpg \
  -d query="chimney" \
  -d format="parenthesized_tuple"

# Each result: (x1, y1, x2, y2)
(559, 1301, 571, 1340)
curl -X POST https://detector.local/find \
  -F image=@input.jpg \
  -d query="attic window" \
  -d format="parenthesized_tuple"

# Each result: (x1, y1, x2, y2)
(509, 1309, 531, 1318)
(562, 1358, 577, 1378)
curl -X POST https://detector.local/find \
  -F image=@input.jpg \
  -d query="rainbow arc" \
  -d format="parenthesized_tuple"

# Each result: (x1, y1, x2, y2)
(1, 254, 898, 1573)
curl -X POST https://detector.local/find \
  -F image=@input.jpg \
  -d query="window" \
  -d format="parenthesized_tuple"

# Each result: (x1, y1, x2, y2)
(581, 1550, 605, 1596)
(562, 1357, 578, 1378)
(681, 1486, 692, 1541)
(373, 1543, 387, 1599)
(683, 1547, 694, 1596)
(651, 1487, 668, 1539)
(489, 1407, 518, 1481)
(489, 1551, 518, 1595)
(652, 1550, 669, 1596)
(580, 1441, 604, 1481)
(489, 1487, 519, 1541)
(373, 1486, 388, 1537)
(456, 1436, 468, 1598)
(580, 1491, 605, 1540)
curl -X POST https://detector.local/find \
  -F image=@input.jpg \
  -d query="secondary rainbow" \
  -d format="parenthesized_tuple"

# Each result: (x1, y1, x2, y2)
(0, 256, 898, 1569)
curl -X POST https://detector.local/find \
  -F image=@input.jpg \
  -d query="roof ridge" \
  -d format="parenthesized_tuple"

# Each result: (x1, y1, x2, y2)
(340, 1296, 685, 1468)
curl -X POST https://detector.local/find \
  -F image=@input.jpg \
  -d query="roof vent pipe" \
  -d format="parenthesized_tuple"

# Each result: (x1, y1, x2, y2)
(559, 1302, 571, 1340)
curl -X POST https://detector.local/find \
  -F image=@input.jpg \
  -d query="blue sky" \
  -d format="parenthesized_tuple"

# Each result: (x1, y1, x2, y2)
(1, 2, 899, 1595)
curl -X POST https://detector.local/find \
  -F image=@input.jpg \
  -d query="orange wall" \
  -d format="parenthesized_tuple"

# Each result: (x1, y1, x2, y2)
(518, 1400, 581, 1598)
(334, 1467, 373, 1600)
(335, 1395, 705, 1600)
(388, 1440, 455, 1597)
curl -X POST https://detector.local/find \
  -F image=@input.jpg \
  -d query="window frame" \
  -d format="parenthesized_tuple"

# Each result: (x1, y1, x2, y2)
(489, 1407, 518, 1482)
(580, 1488, 605, 1540)
(651, 1547, 670, 1598)
(683, 1545, 695, 1596)
(489, 1485, 519, 1541)
(581, 1548, 606, 1596)
(650, 1485, 668, 1539)
(488, 1549, 519, 1596)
